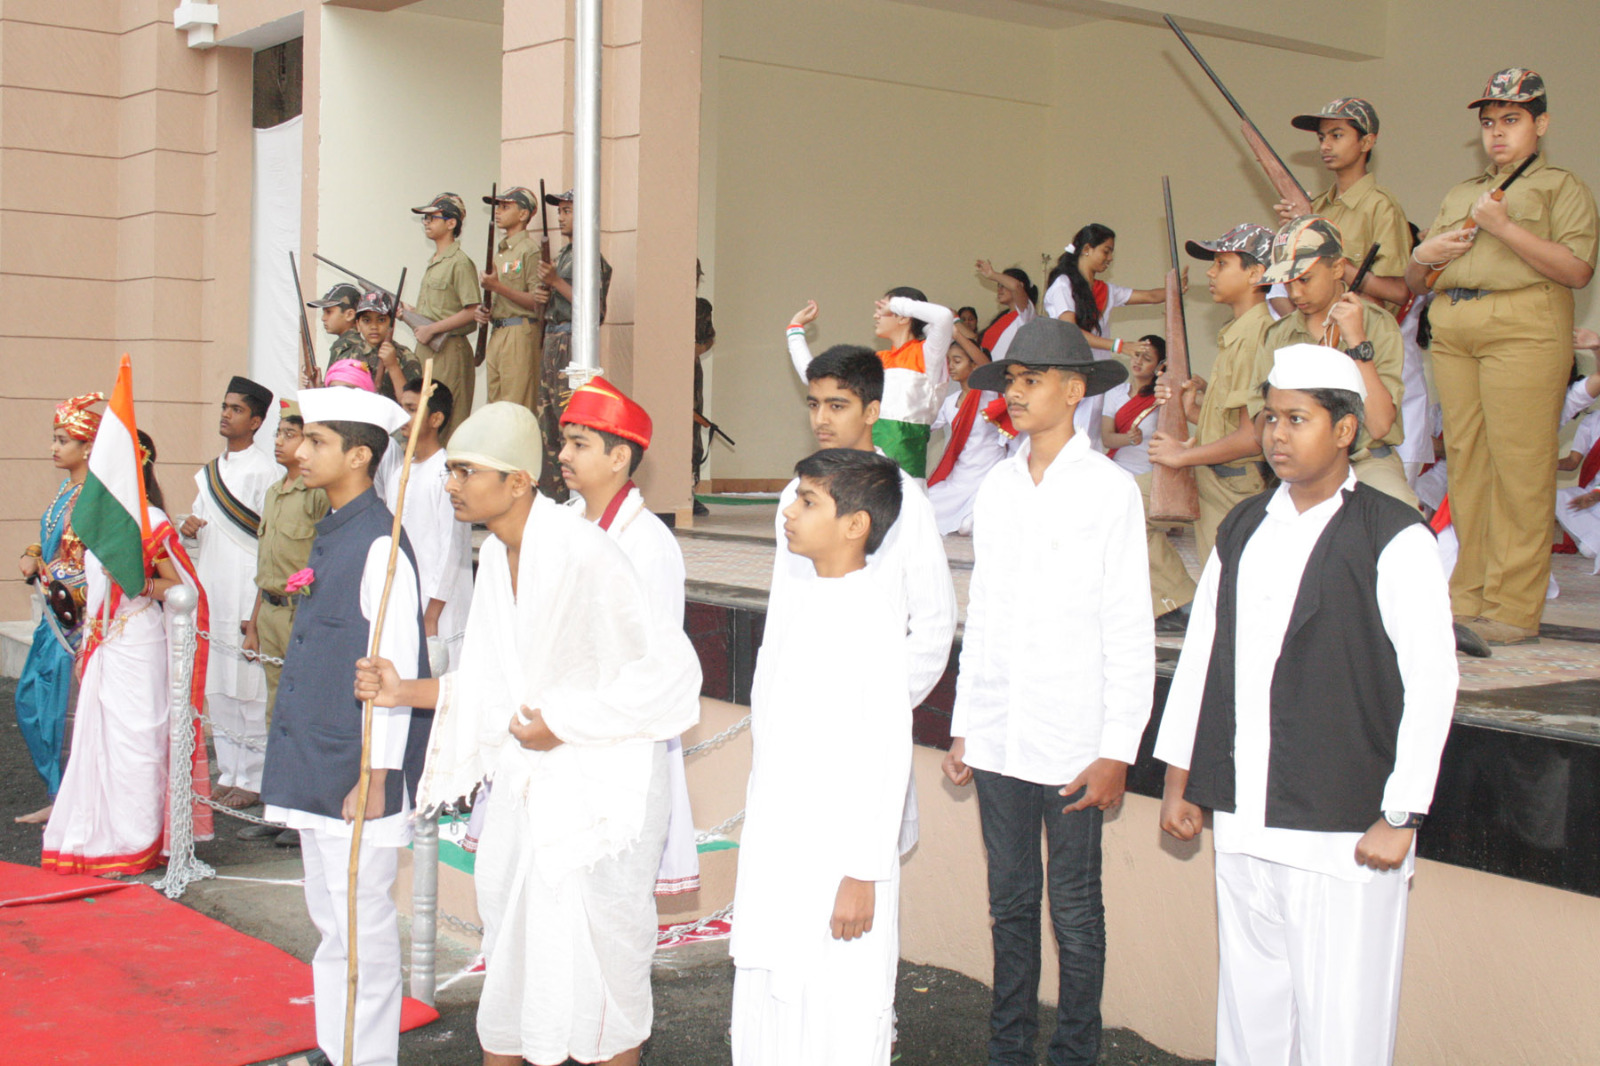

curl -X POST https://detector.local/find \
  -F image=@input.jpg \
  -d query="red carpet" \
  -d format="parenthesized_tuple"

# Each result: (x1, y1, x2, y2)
(0, 862, 438, 1065)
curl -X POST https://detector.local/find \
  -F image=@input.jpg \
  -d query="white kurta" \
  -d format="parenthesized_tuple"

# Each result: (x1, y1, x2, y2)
(771, 458, 955, 853)
(383, 447, 473, 672)
(419, 494, 702, 1064)
(567, 486, 702, 895)
(188, 446, 280, 700)
(1556, 410, 1600, 573)
(730, 570, 911, 1066)
(928, 390, 1006, 536)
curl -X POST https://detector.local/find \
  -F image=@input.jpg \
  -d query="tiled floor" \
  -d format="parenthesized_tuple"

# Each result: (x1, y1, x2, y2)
(679, 501, 1600, 699)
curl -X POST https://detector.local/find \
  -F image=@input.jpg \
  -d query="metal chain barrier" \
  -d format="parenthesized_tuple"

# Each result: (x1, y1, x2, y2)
(659, 900, 734, 944)
(197, 628, 285, 667)
(682, 713, 751, 757)
(694, 807, 745, 846)
(153, 586, 217, 899)
(194, 629, 273, 753)
(195, 791, 285, 828)
(440, 910, 485, 938)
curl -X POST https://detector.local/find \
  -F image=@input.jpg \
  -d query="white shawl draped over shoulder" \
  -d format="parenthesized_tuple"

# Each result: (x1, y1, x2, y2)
(418, 494, 702, 881)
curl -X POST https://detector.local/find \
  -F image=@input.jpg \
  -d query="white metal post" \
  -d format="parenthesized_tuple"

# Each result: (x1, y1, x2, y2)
(566, 0, 603, 390)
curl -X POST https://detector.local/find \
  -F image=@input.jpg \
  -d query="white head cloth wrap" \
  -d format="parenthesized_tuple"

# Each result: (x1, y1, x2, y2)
(297, 387, 409, 433)
(1267, 343, 1367, 400)
(447, 401, 544, 479)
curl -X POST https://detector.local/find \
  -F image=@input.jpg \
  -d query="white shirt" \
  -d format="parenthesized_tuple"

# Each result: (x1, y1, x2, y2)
(1042, 279, 1129, 456)
(984, 296, 1035, 363)
(568, 486, 686, 627)
(1563, 376, 1600, 425)
(1100, 381, 1153, 476)
(1154, 474, 1459, 882)
(1397, 294, 1435, 464)
(928, 389, 1007, 535)
(383, 447, 473, 658)
(951, 431, 1155, 785)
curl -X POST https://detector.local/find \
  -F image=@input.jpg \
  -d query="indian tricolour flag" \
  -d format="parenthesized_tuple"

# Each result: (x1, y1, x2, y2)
(74, 355, 152, 597)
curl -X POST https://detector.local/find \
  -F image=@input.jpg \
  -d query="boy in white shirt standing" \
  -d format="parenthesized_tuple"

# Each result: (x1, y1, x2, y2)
(942, 317, 1155, 1066)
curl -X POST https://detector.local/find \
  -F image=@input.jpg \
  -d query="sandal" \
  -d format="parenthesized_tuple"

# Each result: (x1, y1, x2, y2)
(218, 789, 259, 809)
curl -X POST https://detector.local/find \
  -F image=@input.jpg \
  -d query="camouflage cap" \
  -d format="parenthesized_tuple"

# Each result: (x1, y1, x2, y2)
(1261, 216, 1345, 285)
(1185, 223, 1275, 268)
(306, 282, 362, 310)
(544, 187, 575, 206)
(1469, 67, 1546, 109)
(411, 192, 466, 221)
(485, 186, 538, 213)
(1291, 97, 1379, 136)
(354, 290, 395, 318)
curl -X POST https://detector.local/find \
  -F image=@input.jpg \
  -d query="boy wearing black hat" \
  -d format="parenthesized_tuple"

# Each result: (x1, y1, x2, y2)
(307, 282, 364, 370)
(534, 187, 613, 499)
(942, 317, 1154, 1066)
(181, 376, 282, 810)
(408, 192, 483, 440)
(476, 187, 544, 410)
(1406, 68, 1598, 646)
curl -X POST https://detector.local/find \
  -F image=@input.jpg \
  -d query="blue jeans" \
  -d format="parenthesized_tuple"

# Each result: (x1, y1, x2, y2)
(973, 768, 1105, 1066)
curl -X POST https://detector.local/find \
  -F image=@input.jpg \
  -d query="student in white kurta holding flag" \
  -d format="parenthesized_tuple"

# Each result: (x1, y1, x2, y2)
(557, 375, 702, 896)
(731, 447, 912, 1065)
(181, 375, 281, 809)
(355, 402, 702, 1066)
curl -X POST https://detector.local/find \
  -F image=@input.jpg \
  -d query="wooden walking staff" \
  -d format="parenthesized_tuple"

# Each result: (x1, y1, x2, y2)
(1151, 176, 1200, 522)
(343, 356, 435, 1065)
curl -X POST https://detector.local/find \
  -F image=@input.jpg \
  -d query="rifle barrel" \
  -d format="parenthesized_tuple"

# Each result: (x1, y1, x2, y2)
(1163, 176, 1179, 272)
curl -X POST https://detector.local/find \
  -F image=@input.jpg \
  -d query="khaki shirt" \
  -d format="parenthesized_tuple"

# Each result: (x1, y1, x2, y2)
(256, 475, 330, 596)
(415, 241, 481, 338)
(1254, 301, 1406, 453)
(489, 230, 542, 320)
(544, 240, 613, 327)
(1311, 173, 1411, 309)
(1197, 301, 1272, 461)
(1427, 154, 1598, 292)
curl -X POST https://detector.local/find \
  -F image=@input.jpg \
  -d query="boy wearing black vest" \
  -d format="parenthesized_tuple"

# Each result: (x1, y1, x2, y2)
(1155, 344, 1457, 1066)
(261, 387, 428, 1066)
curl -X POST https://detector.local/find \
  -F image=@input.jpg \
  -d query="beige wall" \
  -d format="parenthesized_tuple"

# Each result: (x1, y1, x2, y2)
(701, 0, 1600, 481)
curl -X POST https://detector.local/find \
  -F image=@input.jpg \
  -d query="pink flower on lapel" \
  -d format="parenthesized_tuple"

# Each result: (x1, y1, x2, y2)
(285, 568, 316, 596)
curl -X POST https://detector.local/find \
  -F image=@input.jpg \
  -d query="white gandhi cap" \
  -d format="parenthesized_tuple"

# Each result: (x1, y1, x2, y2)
(296, 387, 411, 434)
(1266, 343, 1367, 401)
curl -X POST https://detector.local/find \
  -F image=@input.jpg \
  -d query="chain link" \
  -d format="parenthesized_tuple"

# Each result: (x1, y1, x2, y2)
(694, 808, 745, 845)
(197, 629, 285, 667)
(440, 910, 484, 938)
(682, 714, 751, 757)
(657, 900, 734, 944)
(194, 791, 286, 828)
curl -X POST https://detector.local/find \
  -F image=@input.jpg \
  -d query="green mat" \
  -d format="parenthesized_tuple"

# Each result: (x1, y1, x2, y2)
(695, 494, 779, 507)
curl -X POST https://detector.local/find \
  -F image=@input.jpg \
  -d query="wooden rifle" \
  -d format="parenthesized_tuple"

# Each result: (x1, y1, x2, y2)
(538, 178, 552, 266)
(1151, 176, 1200, 522)
(313, 253, 446, 352)
(1324, 242, 1381, 350)
(693, 411, 736, 448)
(1164, 15, 1314, 216)
(290, 251, 321, 387)
(474, 182, 496, 365)
(1422, 153, 1538, 289)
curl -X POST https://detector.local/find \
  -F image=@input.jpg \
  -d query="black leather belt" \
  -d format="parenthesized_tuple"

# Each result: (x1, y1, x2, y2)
(261, 590, 289, 608)
(1210, 463, 1249, 479)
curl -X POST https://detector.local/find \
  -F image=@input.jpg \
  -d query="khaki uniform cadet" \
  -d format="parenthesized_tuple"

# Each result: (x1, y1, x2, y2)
(1256, 217, 1416, 508)
(350, 290, 421, 401)
(306, 283, 364, 371)
(255, 403, 330, 727)
(1422, 69, 1598, 637)
(538, 186, 613, 500)
(1184, 224, 1276, 561)
(482, 187, 543, 410)
(410, 192, 481, 440)
(1292, 98, 1412, 314)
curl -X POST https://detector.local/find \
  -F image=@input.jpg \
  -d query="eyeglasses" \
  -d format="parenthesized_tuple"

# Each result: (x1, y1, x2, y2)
(421, 213, 446, 223)
(444, 463, 489, 484)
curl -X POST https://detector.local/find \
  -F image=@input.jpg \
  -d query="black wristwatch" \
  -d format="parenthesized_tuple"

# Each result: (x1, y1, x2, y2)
(1383, 810, 1425, 829)
(1345, 340, 1375, 363)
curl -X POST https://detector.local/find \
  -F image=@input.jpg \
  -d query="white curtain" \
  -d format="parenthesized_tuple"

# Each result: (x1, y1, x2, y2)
(247, 115, 304, 452)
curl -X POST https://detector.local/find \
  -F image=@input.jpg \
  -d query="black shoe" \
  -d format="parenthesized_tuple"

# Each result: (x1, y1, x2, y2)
(273, 829, 301, 848)
(236, 822, 282, 841)
(1155, 606, 1192, 634)
(1453, 621, 1491, 659)
(693, 499, 710, 517)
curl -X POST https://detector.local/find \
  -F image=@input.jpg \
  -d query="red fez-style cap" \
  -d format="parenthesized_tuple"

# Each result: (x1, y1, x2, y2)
(560, 375, 653, 450)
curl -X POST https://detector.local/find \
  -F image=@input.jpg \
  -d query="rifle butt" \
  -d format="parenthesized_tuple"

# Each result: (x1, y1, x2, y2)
(1151, 269, 1199, 522)
(400, 310, 449, 353)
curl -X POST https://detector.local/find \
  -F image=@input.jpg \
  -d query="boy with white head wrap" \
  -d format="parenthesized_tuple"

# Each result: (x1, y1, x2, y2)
(1155, 345, 1457, 1065)
(355, 401, 702, 1066)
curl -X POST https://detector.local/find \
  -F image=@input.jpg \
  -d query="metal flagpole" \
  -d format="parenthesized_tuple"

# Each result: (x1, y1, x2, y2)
(566, 0, 603, 391)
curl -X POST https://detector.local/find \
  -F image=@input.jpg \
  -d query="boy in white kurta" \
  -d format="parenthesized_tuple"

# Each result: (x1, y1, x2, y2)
(181, 375, 281, 806)
(558, 375, 700, 895)
(732, 448, 912, 1066)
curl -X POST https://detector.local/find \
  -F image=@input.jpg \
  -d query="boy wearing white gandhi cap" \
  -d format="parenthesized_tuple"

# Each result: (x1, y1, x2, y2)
(1154, 345, 1458, 1066)
(355, 401, 702, 1066)
(259, 387, 426, 1066)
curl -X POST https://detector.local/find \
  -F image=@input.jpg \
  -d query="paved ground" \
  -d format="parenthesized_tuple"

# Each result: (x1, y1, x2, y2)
(0, 674, 1210, 1064)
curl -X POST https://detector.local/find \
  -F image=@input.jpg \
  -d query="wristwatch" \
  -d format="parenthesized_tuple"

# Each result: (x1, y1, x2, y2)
(1345, 340, 1375, 363)
(1383, 810, 1425, 829)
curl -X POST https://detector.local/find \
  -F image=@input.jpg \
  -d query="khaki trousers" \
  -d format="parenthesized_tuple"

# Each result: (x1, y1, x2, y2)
(1351, 450, 1419, 510)
(1194, 464, 1264, 564)
(1430, 283, 1571, 630)
(1137, 472, 1197, 616)
(485, 320, 540, 410)
(431, 334, 475, 442)
(256, 598, 295, 729)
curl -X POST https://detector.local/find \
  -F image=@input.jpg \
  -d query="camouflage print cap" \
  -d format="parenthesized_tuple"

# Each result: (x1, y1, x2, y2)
(1291, 97, 1379, 136)
(355, 290, 395, 318)
(544, 187, 575, 207)
(1261, 216, 1345, 285)
(411, 192, 466, 221)
(307, 282, 362, 310)
(1469, 67, 1546, 109)
(485, 186, 538, 213)
(1185, 223, 1275, 268)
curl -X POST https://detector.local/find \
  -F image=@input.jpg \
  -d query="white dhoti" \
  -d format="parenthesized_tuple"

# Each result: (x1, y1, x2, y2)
(209, 692, 267, 790)
(300, 827, 402, 1066)
(655, 737, 700, 895)
(1214, 850, 1408, 1066)
(475, 743, 670, 1065)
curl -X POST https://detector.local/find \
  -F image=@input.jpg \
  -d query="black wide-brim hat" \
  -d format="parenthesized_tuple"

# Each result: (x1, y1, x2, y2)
(967, 317, 1128, 397)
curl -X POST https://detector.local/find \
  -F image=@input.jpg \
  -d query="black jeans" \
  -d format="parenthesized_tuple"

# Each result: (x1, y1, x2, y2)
(973, 768, 1106, 1066)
